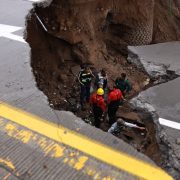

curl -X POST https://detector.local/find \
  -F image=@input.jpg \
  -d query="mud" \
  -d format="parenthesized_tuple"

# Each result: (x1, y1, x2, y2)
(25, 0, 180, 178)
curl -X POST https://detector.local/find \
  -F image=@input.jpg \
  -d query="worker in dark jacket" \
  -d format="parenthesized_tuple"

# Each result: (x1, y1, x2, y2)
(90, 88, 106, 128)
(108, 86, 123, 125)
(115, 73, 132, 96)
(78, 66, 94, 109)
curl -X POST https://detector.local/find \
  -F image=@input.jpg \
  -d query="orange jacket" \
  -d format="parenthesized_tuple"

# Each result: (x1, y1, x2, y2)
(90, 93, 106, 112)
(108, 88, 123, 104)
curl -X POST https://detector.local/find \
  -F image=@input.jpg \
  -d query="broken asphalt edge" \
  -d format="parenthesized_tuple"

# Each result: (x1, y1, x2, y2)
(128, 46, 180, 179)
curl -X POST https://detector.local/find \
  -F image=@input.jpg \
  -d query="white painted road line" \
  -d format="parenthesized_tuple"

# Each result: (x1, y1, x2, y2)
(159, 118, 180, 130)
(3, 33, 26, 43)
(0, 24, 26, 43)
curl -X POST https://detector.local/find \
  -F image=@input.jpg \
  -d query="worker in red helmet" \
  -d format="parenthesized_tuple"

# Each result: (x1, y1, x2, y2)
(90, 88, 106, 128)
(108, 85, 124, 125)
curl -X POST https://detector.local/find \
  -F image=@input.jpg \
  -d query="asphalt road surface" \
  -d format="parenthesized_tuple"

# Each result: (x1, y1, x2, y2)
(129, 43, 180, 158)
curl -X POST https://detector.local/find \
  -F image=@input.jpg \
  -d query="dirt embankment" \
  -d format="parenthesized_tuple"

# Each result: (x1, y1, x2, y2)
(26, 0, 180, 110)
(25, 0, 180, 175)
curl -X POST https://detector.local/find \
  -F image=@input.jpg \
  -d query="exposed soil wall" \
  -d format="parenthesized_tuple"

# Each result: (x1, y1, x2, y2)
(26, 0, 180, 111)
(153, 0, 180, 43)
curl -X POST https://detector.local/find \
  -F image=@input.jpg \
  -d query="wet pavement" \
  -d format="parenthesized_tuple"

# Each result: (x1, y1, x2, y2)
(0, 0, 166, 179)
(129, 42, 180, 75)
(140, 77, 180, 123)
(128, 43, 180, 161)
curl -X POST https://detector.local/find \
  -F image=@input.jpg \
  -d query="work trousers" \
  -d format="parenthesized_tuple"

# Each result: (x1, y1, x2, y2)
(80, 85, 91, 106)
(92, 105, 103, 128)
(108, 100, 119, 125)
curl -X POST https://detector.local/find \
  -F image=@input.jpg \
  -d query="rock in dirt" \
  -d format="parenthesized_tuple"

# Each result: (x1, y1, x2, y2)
(176, 138, 180, 145)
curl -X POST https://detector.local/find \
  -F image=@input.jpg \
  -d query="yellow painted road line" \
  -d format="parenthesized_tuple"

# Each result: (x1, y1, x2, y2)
(0, 158, 15, 171)
(0, 102, 172, 180)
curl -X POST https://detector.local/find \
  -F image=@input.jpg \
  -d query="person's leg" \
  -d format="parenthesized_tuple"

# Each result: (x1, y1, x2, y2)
(93, 107, 102, 128)
(80, 85, 86, 107)
(108, 103, 117, 125)
(93, 106, 98, 127)
(86, 85, 91, 103)
(108, 105, 114, 125)
(94, 115, 100, 128)
(111, 103, 120, 124)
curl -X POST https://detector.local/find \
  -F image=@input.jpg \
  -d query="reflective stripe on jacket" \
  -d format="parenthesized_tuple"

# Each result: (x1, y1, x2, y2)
(79, 71, 92, 86)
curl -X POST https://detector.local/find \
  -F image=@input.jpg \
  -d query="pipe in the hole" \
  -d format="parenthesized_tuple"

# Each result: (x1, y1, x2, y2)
(35, 13, 48, 32)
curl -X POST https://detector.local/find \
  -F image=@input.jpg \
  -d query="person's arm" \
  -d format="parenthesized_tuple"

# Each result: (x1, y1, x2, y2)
(115, 78, 118, 85)
(118, 89, 125, 101)
(125, 79, 132, 92)
(89, 69, 95, 78)
(124, 122, 138, 128)
(121, 95, 126, 102)
(124, 122, 145, 130)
